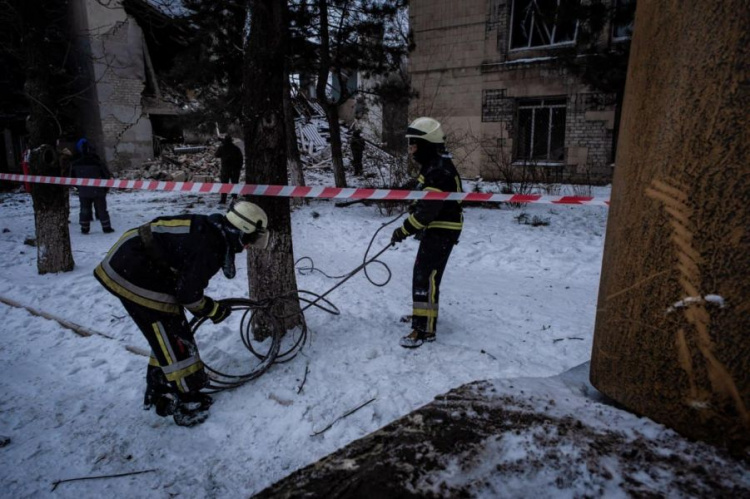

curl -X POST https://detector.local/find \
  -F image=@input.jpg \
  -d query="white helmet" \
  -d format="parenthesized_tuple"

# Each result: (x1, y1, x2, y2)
(226, 201, 270, 249)
(406, 117, 445, 144)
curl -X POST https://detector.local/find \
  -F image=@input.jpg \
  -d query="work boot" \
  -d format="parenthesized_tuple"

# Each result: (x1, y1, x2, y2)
(399, 329, 436, 349)
(145, 390, 213, 427)
(143, 384, 173, 413)
(143, 364, 173, 411)
(172, 392, 213, 427)
(103, 227, 115, 233)
(81, 227, 90, 234)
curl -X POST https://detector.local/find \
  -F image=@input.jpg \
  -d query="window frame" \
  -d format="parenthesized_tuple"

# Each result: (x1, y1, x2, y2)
(514, 97, 567, 164)
(508, 0, 580, 52)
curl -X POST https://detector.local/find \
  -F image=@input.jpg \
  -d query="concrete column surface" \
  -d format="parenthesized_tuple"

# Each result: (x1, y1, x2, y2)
(591, 0, 749, 455)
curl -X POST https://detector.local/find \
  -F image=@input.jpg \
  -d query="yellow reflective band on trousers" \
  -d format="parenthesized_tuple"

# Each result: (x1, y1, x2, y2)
(162, 356, 204, 392)
(152, 321, 175, 368)
(413, 270, 439, 333)
(149, 356, 160, 367)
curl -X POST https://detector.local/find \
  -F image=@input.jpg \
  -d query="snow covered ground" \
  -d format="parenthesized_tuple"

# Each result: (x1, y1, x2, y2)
(0, 182, 747, 497)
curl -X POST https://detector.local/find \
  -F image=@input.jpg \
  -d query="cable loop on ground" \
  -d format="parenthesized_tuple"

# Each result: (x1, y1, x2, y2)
(192, 211, 406, 392)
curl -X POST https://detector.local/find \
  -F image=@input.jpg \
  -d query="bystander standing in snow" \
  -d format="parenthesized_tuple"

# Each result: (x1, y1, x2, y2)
(69, 138, 114, 234)
(215, 134, 243, 205)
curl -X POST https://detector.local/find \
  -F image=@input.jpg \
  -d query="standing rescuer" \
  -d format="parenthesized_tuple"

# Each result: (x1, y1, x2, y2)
(94, 201, 270, 426)
(391, 117, 464, 348)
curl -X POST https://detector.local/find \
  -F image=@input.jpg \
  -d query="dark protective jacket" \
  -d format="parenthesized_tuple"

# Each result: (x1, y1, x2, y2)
(216, 141, 243, 177)
(70, 153, 111, 198)
(398, 153, 464, 237)
(94, 214, 227, 315)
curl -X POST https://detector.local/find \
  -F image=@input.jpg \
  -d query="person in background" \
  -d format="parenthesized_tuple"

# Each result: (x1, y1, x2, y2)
(69, 138, 114, 234)
(349, 127, 365, 176)
(215, 134, 243, 204)
(94, 201, 270, 427)
(391, 117, 464, 348)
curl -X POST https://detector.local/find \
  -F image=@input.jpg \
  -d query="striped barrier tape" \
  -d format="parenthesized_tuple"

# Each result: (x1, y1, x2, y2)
(0, 173, 610, 206)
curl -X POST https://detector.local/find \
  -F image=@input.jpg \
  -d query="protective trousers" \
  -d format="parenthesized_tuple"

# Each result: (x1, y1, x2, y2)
(412, 229, 460, 334)
(219, 167, 241, 204)
(120, 299, 208, 394)
(79, 196, 112, 231)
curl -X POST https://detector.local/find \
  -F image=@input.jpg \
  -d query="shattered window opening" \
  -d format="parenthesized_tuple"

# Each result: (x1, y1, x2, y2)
(612, 0, 635, 41)
(509, 0, 579, 50)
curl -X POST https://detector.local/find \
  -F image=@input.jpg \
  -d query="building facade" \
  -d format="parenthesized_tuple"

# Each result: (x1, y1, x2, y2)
(409, 0, 632, 183)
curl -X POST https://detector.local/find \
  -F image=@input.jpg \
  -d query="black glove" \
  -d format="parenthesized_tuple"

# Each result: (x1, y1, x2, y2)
(391, 227, 408, 245)
(208, 300, 231, 324)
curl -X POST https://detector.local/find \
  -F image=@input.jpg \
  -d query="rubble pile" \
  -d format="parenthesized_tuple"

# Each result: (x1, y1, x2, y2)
(118, 141, 221, 183)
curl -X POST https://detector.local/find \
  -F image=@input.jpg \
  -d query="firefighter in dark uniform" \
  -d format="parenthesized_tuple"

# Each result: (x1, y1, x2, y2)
(391, 117, 463, 348)
(94, 201, 270, 426)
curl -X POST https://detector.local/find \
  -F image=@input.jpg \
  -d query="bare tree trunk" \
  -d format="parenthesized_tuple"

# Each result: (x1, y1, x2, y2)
(283, 64, 306, 207)
(243, 0, 301, 331)
(315, 0, 347, 188)
(322, 103, 347, 187)
(23, 1, 74, 275)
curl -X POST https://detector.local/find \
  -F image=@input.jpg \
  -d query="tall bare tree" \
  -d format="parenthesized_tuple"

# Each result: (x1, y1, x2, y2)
(243, 0, 302, 331)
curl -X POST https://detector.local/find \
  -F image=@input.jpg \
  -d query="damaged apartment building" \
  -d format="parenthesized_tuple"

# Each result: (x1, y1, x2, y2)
(67, 0, 188, 172)
(408, 0, 634, 183)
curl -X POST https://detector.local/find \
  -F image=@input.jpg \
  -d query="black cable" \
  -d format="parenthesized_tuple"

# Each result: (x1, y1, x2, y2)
(191, 210, 406, 393)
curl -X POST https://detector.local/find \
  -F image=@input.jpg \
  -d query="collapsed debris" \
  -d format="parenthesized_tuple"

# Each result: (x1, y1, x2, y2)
(117, 114, 407, 189)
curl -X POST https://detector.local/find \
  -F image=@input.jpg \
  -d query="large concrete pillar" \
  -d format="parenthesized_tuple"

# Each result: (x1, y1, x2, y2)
(591, 1, 749, 455)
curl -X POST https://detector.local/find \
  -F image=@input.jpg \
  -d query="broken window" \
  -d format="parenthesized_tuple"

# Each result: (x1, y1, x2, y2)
(612, 0, 635, 41)
(509, 0, 579, 50)
(515, 98, 566, 162)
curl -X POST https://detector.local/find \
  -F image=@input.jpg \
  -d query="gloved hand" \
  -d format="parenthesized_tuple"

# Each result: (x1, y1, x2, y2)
(208, 300, 231, 324)
(391, 227, 408, 245)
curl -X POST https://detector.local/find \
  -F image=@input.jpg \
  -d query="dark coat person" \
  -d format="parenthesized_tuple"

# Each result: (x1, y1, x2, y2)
(70, 138, 114, 234)
(349, 128, 365, 175)
(215, 135, 243, 204)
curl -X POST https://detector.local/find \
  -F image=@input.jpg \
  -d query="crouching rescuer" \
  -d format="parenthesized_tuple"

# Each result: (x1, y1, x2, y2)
(94, 201, 270, 426)
(391, 117, 463, 348)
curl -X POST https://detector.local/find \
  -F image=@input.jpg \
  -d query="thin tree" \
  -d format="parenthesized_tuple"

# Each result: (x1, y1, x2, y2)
(312, 0, 407, 188)
(243, 0, 302, 331)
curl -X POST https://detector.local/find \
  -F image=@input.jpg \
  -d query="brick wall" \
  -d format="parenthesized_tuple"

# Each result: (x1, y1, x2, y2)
(87, 9, 153, 172)
(410, 0, 620, 184)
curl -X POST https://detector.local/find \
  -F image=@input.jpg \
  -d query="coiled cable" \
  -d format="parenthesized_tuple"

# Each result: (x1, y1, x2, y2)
(192, 211, 405, 392)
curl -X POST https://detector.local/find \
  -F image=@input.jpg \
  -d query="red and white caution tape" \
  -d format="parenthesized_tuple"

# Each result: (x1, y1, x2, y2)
(0, 173, 610, 206)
